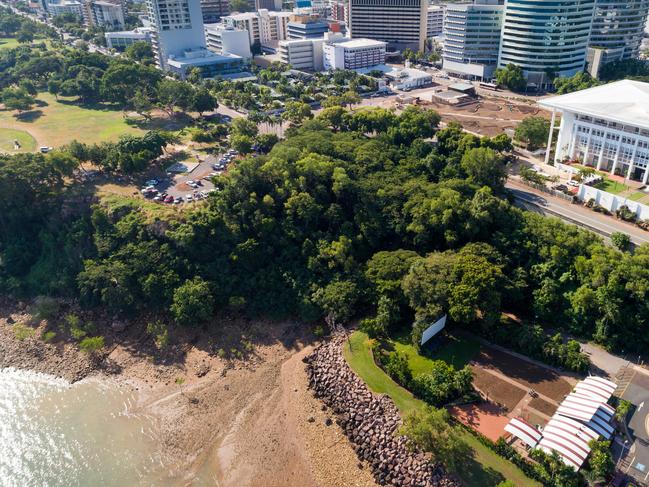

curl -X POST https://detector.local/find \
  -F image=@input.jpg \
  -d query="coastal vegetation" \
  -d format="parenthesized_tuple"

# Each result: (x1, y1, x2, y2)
(1, 93, 649, 358)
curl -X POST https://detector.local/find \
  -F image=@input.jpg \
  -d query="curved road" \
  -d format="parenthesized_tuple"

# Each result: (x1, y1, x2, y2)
(506, 178, 649, 246)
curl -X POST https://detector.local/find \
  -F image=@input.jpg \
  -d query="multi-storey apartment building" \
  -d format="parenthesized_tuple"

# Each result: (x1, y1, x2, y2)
(426, 4, 444, 38)
(323, 37, 386, 69)
(222, 9, 291, 45)
(83, 0, 125, 29)
(199, 0, 229, 24)
(442, 0, 503, 80)
(588, 0, 649, 67)
(348, 0, 427, 51)
(205, 23, 252, 58)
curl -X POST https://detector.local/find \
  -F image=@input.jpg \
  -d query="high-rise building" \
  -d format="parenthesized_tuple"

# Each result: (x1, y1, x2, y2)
(589, 0, 649, 62)
(323, 37, 387, 70)
(287, 13, 329, 39)
(442, 0, 503, 80)
(222, 9, 291, 45)
(279, 38, 325, 70)
(146, 0, 207, 69)
(348, 0, 427, 51)
(200, 0, 229, 24)
(426, 4, 444, 38)
(83, 0, 125, 29)
(255, 0, 282, 9)
(498, 0, 596, 86)
(205, 23, 252, 58)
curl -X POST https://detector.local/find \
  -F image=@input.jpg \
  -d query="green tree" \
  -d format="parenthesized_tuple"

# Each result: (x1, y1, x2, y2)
(190, 87, 217, 117)
(494, 63, 526, 92)
(1, 86, 36, 112)
(586, 440, 614, 481)
(514, 116, 550, 150)
(461, 147, 506, 191)
(553, 72, 601, 94)
(282, 101, 313, 127)
(230, 117, 258, 138)
(170, 277, 214, 326)
(611, 231, 631, 252)
(157, 79, 194, 116)
(399, 406, 471, 470)
(124, 41, 154, 64)
(230, 134, 253, 154)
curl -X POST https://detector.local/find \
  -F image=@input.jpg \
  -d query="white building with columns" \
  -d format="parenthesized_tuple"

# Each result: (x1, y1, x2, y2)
(539, 80, 649, 184)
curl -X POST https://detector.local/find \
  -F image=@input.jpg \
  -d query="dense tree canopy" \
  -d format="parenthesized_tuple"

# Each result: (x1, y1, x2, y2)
(0, 93, 646, 355)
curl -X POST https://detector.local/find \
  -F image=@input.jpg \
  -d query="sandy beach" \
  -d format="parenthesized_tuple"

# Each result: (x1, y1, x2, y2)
(0, 298, 378, 487)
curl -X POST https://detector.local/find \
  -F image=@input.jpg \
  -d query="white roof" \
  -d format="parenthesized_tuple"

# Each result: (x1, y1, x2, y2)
(505, 417, 542, 448)
(539, 79, 649, 130)
(528, 376, 616, 470)
(336, 38, 387, 49)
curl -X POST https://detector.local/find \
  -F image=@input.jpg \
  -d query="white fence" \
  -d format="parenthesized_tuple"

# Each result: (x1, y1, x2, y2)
(577, 185, 649, 221)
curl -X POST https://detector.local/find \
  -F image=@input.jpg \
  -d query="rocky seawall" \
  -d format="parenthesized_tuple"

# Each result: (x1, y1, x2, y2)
(305, 335, 459, 487)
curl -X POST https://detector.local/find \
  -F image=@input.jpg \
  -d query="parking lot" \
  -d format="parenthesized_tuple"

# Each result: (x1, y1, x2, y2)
(139, 150, 239, 205)
(619, 368, 649, 485)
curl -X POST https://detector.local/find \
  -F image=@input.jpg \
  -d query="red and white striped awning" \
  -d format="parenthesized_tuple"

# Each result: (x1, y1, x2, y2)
(539, 413, 595, 470)
(532, 376, 617, 469)
(574, 376, 616, 402)
(505, 417, 542, 448)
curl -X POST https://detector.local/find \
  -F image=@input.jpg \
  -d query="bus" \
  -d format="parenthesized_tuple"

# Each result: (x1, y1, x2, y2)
(479, 82, 499, 91)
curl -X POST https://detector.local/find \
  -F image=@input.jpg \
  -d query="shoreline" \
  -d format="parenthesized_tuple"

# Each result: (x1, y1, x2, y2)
(0, 299, 378, 486)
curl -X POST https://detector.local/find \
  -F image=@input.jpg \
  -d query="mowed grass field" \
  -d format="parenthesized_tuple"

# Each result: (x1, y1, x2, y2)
(0, 92, 145, 152)
(0, 127, 37, 153)
(344, 331, 541, 487)
(0, 37, 21, 50)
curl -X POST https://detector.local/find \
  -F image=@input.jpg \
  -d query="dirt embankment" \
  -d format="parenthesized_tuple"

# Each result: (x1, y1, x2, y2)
(0, 298, 377, 487)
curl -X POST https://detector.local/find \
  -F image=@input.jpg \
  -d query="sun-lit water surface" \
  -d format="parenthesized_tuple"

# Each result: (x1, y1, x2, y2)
(0, 367, 164, 487)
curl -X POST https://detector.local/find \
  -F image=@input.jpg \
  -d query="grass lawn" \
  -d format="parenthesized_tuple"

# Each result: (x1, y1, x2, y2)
(390, 333, 480, 376)
(628, 191, 649, 202)
(594, 178, 629, 195)
(344, 331, 541, 487)
(0, 127, 37, 153)
(0, 92, 146, 150)
(0, 37, 21, 50)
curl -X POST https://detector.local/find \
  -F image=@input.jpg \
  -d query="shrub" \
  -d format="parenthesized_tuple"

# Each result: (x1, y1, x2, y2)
(383, 351, 412, 387)
(41, 330, 57, 343)
(146, 320, 170, 350)
(411, 361, 473, 406)
(13, 323, 35, 341)
(79, 336, 105, 355)
(616, 205, 636, 222)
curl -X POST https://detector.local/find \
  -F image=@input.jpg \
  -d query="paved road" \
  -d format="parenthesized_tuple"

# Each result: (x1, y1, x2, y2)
(506, 178, 649, 246)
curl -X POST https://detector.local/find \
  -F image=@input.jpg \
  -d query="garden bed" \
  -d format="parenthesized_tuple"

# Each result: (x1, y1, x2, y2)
(473, 346, 573, 401)
(470, 365, 526, 412)
(529, 397, 557, 417)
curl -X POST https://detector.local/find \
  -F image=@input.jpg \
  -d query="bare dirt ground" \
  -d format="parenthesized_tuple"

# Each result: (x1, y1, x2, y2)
(0, 298, 377, 487)
(470, 365, 527, 412)
(473, 346, 574, 402)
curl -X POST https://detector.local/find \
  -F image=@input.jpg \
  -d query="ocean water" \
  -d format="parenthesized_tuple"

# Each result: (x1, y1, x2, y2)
(0, 368, 164, 487)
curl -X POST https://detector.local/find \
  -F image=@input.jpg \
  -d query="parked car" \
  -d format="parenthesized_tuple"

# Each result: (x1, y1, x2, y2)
(145, 179, 159, 186)
(164, 195, 174, 203)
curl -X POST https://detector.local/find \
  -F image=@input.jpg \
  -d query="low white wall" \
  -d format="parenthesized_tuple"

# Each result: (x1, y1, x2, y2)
(578, 185, 649, 220)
